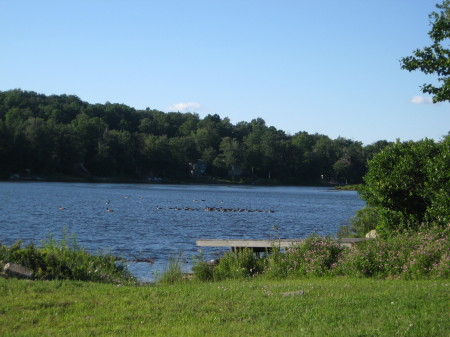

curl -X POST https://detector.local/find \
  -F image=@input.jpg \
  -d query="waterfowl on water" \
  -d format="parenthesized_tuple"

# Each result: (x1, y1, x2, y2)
(59, 206, 65, 210)
(106, 207, 114, 212)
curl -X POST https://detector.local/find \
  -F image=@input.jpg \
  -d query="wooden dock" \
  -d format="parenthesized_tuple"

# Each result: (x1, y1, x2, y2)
(196, 238, 369, 252)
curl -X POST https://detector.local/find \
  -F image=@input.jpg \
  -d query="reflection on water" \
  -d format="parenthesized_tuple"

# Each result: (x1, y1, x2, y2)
(0, 182, 365, 281)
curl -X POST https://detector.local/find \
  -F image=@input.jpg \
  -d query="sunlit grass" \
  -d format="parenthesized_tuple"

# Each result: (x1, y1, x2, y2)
(1, 277, 448, 336)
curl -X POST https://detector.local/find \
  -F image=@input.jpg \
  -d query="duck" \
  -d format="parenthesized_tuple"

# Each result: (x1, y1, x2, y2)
(106, 208, 114, 212)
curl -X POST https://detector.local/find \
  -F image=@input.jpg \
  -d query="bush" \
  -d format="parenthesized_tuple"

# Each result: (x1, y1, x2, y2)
(159, 255, 185, 284)
(401, 225, 450, 279)
(0, 233, 135, 284)
(349, 207, 380, 237)
(200, 236, 345, 281)
(336, 238, 406, 278)
(264, 236, 344, 278)
(337, 225, 449, 279)
(211, 248, 263, 280)
(360, 136, 450, 235)
(338, 207, 380, 238)
(192, 252, 215, 281)
(192, 226, 449, 282)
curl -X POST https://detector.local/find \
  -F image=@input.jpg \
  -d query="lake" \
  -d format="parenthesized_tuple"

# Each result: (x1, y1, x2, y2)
(0, 182, 365, 281)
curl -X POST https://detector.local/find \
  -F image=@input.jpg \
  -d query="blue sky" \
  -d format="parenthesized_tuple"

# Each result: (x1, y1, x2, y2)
(1, 0, 448, 145)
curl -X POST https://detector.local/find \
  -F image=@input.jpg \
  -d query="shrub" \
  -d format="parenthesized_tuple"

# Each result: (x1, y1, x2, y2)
(262, 246, 291, 279)
(159, 255, 185, 284)
(212, 248, 263, 280)
(350, 207, 380, 237)
(337, 206, 380, 238)
(360, 136, 449, 235)
(192, 252, 215, 281)
(400, 225, 450, 279)
(336, 238, 405, 278)
(192, 226, 449, 282)
(264, 236, 344, 278)
(212, 236, 346, 280)
(337, 225, 449, 279)
(0, 233, 135, 284)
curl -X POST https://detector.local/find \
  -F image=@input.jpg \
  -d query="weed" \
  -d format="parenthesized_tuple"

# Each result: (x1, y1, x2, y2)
(159, 255, 185, 284)
(192, 225, 449, 282)
(211, 248, 264, 280)
(0, 232, 135, 284)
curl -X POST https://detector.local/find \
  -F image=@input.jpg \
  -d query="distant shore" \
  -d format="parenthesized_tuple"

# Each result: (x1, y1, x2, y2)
(2, 172, 357, 188)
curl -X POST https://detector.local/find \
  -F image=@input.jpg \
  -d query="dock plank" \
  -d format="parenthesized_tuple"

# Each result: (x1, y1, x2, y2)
(196, 238, 368, 251)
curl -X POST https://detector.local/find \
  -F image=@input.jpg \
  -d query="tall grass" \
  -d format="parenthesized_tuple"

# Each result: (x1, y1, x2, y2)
(264, 235, 343, 279)
(337, 224, 450, 279)
(193, 225, 449, 281)
(192, 249, 264, 281)
(158, 255, 185, 284)
(0, 232, 135, 284)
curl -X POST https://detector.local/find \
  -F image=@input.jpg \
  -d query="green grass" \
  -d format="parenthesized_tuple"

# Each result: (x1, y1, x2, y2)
(1, 277, 448, 336)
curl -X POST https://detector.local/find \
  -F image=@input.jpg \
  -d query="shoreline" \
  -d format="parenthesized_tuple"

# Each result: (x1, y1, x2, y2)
(1, 174, 356, 189)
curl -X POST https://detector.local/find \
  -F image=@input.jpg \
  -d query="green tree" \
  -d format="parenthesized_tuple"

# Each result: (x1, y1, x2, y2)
(333, 156, 352, 184)
(51, 123, 83, 174)
(218, 137, 242, 177)
(333, 138, 366, 184)
(70, 113, 107, 172)
(288, 132, 317, 182)
(425, 134, 450, 222)
(168, 136, 198, 176)
(400, 1, 450, 103)
(242, 119, 266, 177)
(360, 137, 450, 235)
(178, 113, 199, 136)
(364, 140, 392, 160)
(96, 130, 137, 176)
(311, 135, 338, 181)
(140, 134, 170, 176)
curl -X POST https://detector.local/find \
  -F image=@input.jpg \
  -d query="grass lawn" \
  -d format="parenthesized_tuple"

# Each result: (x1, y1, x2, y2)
(0, 277, 448, 336)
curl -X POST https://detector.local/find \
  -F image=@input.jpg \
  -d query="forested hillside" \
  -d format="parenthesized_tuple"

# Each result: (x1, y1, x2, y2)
(0, 89, 390, 183)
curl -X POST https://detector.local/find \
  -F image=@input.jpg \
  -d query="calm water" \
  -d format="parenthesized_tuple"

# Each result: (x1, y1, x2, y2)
(0, 182, 365, 281)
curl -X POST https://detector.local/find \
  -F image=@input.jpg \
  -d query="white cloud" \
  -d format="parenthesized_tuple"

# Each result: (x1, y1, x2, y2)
(411, 96, 433, 104)
(168, 102, 202, 112)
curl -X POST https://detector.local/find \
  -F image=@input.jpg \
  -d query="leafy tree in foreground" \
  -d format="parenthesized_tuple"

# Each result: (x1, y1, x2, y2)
(400, 0, 450, 103)
(360, 136, 450, 236)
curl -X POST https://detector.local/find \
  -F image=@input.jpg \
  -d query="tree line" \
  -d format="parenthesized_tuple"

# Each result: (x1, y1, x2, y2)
(0, 89, 390, 183)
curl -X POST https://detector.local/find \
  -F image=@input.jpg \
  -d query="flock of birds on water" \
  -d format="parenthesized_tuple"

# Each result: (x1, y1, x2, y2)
(163, 206, 274, 213)
(59, 196, 275, 214)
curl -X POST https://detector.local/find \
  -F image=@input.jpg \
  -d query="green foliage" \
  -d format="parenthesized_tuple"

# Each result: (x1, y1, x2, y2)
(0, 89, 384, 184)
(360, 137, 450, 235)
(400, 0, 450, 103)
(264, 236, 344, 278)
(192, 227, 449, 282)
(336, 238, 406, 278)
(339, 206, 380, 237)
(159, 255, 185, 284)
(210, 249, 264, 280)
(0, 233, 135, 284)
(338, 225, 450, 279)
(191, 252, 215, 281)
